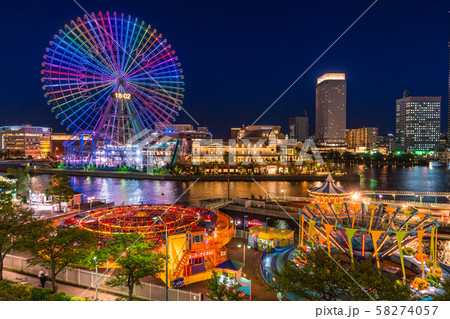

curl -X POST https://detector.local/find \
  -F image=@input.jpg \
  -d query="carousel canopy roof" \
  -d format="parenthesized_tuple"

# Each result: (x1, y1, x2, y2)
(308, 173, 349, 195)
(215, 259, 244, 272)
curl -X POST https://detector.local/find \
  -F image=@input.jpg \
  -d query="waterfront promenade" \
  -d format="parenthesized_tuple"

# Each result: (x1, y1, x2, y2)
(25, 167, 360, 182)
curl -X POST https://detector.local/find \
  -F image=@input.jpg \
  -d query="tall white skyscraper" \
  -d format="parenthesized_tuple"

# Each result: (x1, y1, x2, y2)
(396, 93, 441, 153)
(315, 73, 346, 146)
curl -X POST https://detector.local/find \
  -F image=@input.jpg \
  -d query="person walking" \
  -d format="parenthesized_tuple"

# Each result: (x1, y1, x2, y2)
(38, 270, 47, 288)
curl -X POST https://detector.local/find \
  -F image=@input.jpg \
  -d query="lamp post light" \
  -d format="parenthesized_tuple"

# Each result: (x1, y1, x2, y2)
(161, 193, 165, 205)
(93, 256, 98, 301)
(281, 189, 285, 202)
(243, 215, 248, 267)
(153, 215, 168, 301)
(88, 196, 95, 210)
(265, 217, 270, 233)
(393, 194, 396, 203)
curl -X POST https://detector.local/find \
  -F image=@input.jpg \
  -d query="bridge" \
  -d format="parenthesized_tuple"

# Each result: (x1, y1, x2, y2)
(361, 190, 450, 205)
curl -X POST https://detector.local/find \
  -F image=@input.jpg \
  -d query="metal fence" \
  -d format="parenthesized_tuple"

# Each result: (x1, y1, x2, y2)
(3, 254, 201, 301)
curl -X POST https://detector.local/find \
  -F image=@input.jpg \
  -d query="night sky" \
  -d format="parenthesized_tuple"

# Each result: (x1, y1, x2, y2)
(0, 0, 449, 138)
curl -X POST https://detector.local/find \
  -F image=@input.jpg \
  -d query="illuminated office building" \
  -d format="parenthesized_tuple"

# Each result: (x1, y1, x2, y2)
(0, 125, 51, 157)
(315, 73, 346, 146)
(396, 93, 441, 153)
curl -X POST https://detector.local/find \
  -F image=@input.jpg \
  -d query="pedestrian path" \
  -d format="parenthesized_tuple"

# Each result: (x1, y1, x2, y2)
(3, 270, 119, 301)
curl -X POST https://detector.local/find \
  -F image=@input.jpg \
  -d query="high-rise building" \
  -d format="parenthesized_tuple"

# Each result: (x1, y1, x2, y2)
(0, 125, 51, 158)
(315, 73, 346, 146)
(396, 92, 441, 153)
(289, 115, 309, 142)
(346, 127, 378, 151)
(448, 11, 450, 140)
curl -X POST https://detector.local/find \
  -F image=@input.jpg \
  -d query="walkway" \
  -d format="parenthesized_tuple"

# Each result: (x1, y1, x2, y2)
(2, 270, 119, 301)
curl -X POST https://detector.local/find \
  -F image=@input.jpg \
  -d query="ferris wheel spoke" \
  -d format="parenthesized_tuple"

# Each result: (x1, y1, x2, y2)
(122, 22, 146, 77)
(123, 31, 162, 77)
(67, 86, 116, 131)
(126, 84, 179, 123)
(129, 97, 168, 131)
(59, 26, 116, 77)
(54, 82, 115, 115)
(122, 26, 154, 76)
(45, 47, 114, 80)
(49, 35, 115, 78)
(76, 19, 119, 76)
(81, 16, 122, 76)
(128, 81, 184, 102)
(125, 84, 177, 123)
(48, 81, 115, 103)
(98, 14, 120, 74)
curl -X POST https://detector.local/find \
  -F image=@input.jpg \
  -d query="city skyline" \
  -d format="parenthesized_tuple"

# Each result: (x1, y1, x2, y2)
(0, 1, 449, 138)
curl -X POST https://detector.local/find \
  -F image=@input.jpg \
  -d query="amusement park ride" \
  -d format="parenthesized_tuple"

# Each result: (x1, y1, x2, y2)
(295, 174, 444, 293)
(60, 205, 234, 287)
(42, 11, 186, 167)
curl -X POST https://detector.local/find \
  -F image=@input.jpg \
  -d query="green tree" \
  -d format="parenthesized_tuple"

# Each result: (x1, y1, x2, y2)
(102, 234, 165, 300)
(326, 159, 334, 172)
(27, 226, 96, 292)
(274, 248, 416, 301)
(6, 167, 30, 201)
(206, 271, 243, 301)
(223, 151, 230, 164)
(45, 174, 74, 213)
(0, 179, 48, 280)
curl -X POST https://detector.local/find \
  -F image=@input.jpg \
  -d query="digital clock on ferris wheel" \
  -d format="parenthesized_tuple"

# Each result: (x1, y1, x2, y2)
(111, 92, 133, 100)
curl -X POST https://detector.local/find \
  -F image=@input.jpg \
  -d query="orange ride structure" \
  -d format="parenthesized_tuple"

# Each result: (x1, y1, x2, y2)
(60, 204, 234, 288)
(297, 175, 442, 285)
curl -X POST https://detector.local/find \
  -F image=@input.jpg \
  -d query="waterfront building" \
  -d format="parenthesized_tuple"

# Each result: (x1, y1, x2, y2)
(288, 115, 309, 142)
(447, 14, 450, 142)
(315, 73, 346, 146)
(395, 92, 441, 153)
(346, 127, 378, 152)
(375, 133, 396, 154)
(0, 125, 51, 158)
(51, 133, 75, 157)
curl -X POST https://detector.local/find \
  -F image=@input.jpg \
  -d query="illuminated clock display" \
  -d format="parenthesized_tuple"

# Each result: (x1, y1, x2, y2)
(111, 92, 133, 100)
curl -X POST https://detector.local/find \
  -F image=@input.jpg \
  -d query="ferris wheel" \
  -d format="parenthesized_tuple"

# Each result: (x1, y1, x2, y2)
(42, 11, 184, 144)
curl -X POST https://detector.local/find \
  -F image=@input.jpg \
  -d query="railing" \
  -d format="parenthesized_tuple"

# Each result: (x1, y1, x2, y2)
(3, 254, 201, 301)
(231, 198, 298, 213)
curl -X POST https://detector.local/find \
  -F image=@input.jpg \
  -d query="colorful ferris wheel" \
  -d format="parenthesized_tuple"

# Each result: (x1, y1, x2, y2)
(42, 11, 184, 144)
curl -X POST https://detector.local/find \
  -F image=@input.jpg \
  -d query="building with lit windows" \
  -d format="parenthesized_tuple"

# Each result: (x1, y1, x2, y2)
(395, 92, 441, 153)
(289, 115, 309, 142)
(346, 127, 378, 152)
(0, 125, 51, 158)
(315, 73, 346, 146)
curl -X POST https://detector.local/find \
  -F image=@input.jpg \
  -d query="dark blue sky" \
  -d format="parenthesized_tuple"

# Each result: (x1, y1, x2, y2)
(0, 0, 449, 138)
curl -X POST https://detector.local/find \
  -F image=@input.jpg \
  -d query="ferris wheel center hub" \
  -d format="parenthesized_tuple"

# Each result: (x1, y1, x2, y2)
(118, 77, 124, 85)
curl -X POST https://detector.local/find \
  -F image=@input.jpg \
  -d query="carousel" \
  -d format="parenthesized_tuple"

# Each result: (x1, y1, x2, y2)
(307, 174, 351, 204)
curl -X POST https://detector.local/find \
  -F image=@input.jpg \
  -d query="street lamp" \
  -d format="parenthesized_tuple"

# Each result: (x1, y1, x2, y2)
(88, 196, 95, 210)
(243, 215, 248, 267)
(153, 215, 168, 301)
(161, 193, 165, 204)
(281, 189, 285, 202)
(265, 217, 270, 233)
(93, 256, 98, 301)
